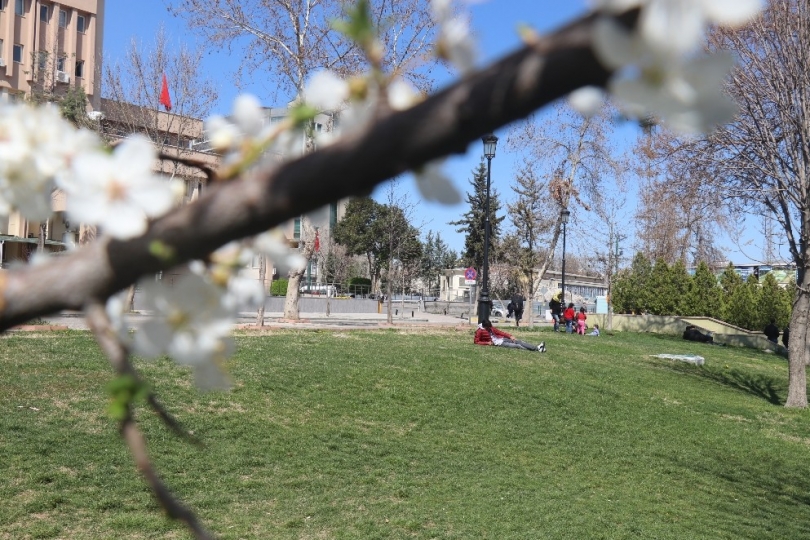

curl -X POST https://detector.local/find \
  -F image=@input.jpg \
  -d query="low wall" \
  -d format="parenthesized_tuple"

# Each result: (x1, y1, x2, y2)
(589, 314, 786, 356)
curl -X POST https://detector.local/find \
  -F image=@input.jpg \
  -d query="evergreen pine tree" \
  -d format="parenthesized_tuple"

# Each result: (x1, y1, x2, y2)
(647, 259, 673, 315)
(757, 272, 783, 330)
(726, 274, 759, 330)
(450, 158, 504, 274)
(685, 261, 722, 317)
(719, 263, 744, 322)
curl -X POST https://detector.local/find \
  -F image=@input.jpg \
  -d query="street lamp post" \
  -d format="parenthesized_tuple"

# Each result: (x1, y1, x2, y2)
(560, 209, 570, 309)
(478, 133, 498, 324)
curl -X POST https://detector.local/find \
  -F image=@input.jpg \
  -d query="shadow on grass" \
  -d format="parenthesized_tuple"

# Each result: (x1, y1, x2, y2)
(665, 362, 785, 406)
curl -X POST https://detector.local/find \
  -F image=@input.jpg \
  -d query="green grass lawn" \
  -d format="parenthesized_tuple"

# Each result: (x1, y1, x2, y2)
(2, 328, 810, 539)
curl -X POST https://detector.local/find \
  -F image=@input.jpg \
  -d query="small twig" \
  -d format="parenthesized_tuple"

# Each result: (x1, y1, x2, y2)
(157, 152, 219, 184)
(84, 302, 202, 445)
(84, 301, 216, 540)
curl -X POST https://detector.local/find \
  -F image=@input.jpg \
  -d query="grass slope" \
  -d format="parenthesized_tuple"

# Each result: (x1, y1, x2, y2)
(1, 329, 809, 539)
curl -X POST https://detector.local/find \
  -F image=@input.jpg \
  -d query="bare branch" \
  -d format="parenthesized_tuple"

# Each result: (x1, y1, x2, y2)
(84, 302, 214, 539)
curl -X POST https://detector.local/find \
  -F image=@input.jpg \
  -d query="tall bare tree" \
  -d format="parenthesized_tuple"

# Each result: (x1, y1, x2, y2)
(505, 161, 558, 326)
(168, 0, 438, 100)
(102, 27, 219, 311)
(634, 130, 726, 265)
(658, 0, 810, 406)
(102, 26, 219, 180)
(506, 104, 617, 313)
(170, 0, 439, 320)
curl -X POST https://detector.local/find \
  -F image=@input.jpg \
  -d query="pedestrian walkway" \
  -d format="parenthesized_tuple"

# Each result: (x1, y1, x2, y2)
(31, 310, 469, 332)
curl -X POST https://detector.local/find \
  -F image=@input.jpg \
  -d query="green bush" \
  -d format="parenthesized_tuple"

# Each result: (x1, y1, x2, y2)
(270, 278, 288, 296)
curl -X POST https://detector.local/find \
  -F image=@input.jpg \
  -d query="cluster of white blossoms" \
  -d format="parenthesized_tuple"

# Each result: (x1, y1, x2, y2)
(0, 103, 100, 220)
(109, 237, 302, 390)
(582, 0, 763, 132)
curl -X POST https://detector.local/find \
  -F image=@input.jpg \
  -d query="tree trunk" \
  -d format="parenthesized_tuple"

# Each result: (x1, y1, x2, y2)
(283, 270, 304, 320)
(786, 278, 809, 407)
(38, 221, 47, 254)
(386, 265, 393, 324)
(124, 285, 136, 312)
(256, 255, 267, 326)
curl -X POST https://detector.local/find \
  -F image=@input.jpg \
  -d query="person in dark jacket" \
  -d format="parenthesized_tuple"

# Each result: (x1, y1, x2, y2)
(682, 325, 713, 344)
(763, 319, 780, 344)
(549, 295, 562, 332)
(511, 291, 525, 327)
(782, 325, 790, 348)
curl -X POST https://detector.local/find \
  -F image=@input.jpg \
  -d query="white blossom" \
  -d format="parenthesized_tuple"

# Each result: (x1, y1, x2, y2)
(592, 0, 761, 135)
(253, 228, 307, 274)
(204, 94, 271, 154)
(134, 273, 235, 390)
(414, 159, 462, 204)
(305, 71, 350, 111)
(0, 103, 101, 220)
(66, 135, 175, 239)
(569, 86, 606, 118)
(387, 80, 421, 111)
(431, 0, 477, 74)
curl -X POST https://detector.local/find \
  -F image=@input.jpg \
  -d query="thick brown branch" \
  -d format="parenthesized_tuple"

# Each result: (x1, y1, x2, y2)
(0, 12, 612, 330)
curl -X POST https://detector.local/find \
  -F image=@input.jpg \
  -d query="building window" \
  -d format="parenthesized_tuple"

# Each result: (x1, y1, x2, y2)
(39, 3, 47, 21)
(293, 218, 301, 240)
(56, 56, 65, 71)
(14, 0, 23, 16)
(74, 60, 84, 78)
(37, 51, 47, 70)
(12, 44, 22, 64)
(76, 14, 85, 33)
(58, 9, 67, 28)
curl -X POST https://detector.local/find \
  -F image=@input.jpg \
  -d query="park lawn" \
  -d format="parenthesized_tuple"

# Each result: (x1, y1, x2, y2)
(1, 328, 810, 539)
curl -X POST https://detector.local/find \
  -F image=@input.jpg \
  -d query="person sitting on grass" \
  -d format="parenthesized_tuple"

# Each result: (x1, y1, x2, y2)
(588, 324, 600, 336)
(474, 320, 546, 352)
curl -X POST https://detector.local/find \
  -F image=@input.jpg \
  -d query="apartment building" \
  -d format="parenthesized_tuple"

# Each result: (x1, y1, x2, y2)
(0, 0, 104, 108)
(0, 0, 104, 265)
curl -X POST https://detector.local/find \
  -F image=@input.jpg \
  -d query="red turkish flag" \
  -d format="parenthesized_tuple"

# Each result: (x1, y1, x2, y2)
(314, 229, 320, 252)
(159, 73, 172, 111)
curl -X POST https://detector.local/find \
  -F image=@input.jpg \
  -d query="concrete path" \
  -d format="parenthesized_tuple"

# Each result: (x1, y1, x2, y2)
(33, 310, 471, 332)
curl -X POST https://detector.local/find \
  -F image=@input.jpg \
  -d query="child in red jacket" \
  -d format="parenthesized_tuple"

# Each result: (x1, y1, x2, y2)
(474, 320, 546, 352)
(563, 303, 576, 333)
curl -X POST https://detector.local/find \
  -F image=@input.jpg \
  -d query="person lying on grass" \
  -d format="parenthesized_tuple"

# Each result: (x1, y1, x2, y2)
(474, 319, 546, 352)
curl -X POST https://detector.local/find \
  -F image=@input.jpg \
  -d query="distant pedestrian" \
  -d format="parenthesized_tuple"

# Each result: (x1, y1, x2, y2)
(576, 307, 587, 335)
(563, 303, 575, 333)
(549, 294, 562, 332)
(511, 290, 525, 327)
(782, 325, 790, 348)
(506, 301, 515, 319)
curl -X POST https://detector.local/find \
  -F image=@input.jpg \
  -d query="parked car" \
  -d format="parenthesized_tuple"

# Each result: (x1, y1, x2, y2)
(491, 301, 508, 318)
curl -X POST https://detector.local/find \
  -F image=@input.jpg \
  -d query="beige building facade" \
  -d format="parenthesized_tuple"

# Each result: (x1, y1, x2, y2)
(0, 0, 104, 108)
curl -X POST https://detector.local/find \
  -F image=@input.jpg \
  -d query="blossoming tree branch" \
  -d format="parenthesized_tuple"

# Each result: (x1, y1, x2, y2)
(0, 0, 767, 536)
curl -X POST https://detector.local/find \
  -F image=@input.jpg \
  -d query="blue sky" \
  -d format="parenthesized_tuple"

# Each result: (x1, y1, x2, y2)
(102, 1, 767, 267)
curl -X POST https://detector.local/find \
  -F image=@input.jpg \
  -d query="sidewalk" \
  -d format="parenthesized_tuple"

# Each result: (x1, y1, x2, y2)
(35, 310, 471, 332)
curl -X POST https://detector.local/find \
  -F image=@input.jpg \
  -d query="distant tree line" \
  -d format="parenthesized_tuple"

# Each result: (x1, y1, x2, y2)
(612, 254, 794, 331)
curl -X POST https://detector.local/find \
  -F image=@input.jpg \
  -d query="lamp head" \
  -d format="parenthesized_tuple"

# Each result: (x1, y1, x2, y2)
(561, 209, 570, 224)
(482, 133, 498, 159)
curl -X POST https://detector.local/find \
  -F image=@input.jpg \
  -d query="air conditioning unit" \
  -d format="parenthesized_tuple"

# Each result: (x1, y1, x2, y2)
(56, 71, 70, 83)
(0, 59, 6, 67)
